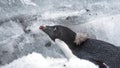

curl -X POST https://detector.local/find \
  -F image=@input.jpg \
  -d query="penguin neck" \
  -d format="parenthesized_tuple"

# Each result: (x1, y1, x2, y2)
(62, 33, 77, 51)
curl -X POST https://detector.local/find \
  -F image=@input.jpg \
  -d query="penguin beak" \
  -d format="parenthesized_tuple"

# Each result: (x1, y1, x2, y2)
(39, 25, 46, 30)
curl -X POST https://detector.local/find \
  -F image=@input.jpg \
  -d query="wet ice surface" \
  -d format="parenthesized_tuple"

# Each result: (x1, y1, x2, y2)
(0, 0, 120, 68)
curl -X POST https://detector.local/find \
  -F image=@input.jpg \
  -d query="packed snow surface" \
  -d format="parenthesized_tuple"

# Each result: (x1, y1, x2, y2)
(1, 52, 98, 68)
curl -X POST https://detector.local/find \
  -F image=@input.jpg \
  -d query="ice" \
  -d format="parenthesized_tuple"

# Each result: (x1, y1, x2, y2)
(20, 0, 38, 6)
(41, 10, 86, 19)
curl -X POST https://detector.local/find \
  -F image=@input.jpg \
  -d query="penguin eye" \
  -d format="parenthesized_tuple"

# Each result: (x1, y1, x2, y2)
(53, 27, 57, 31)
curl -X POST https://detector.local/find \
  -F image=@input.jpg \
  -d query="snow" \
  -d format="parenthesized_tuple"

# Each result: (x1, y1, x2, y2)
(1, 51, 98, 68)
(0, 52, 65, 68)
(0, 52, 98, 68)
